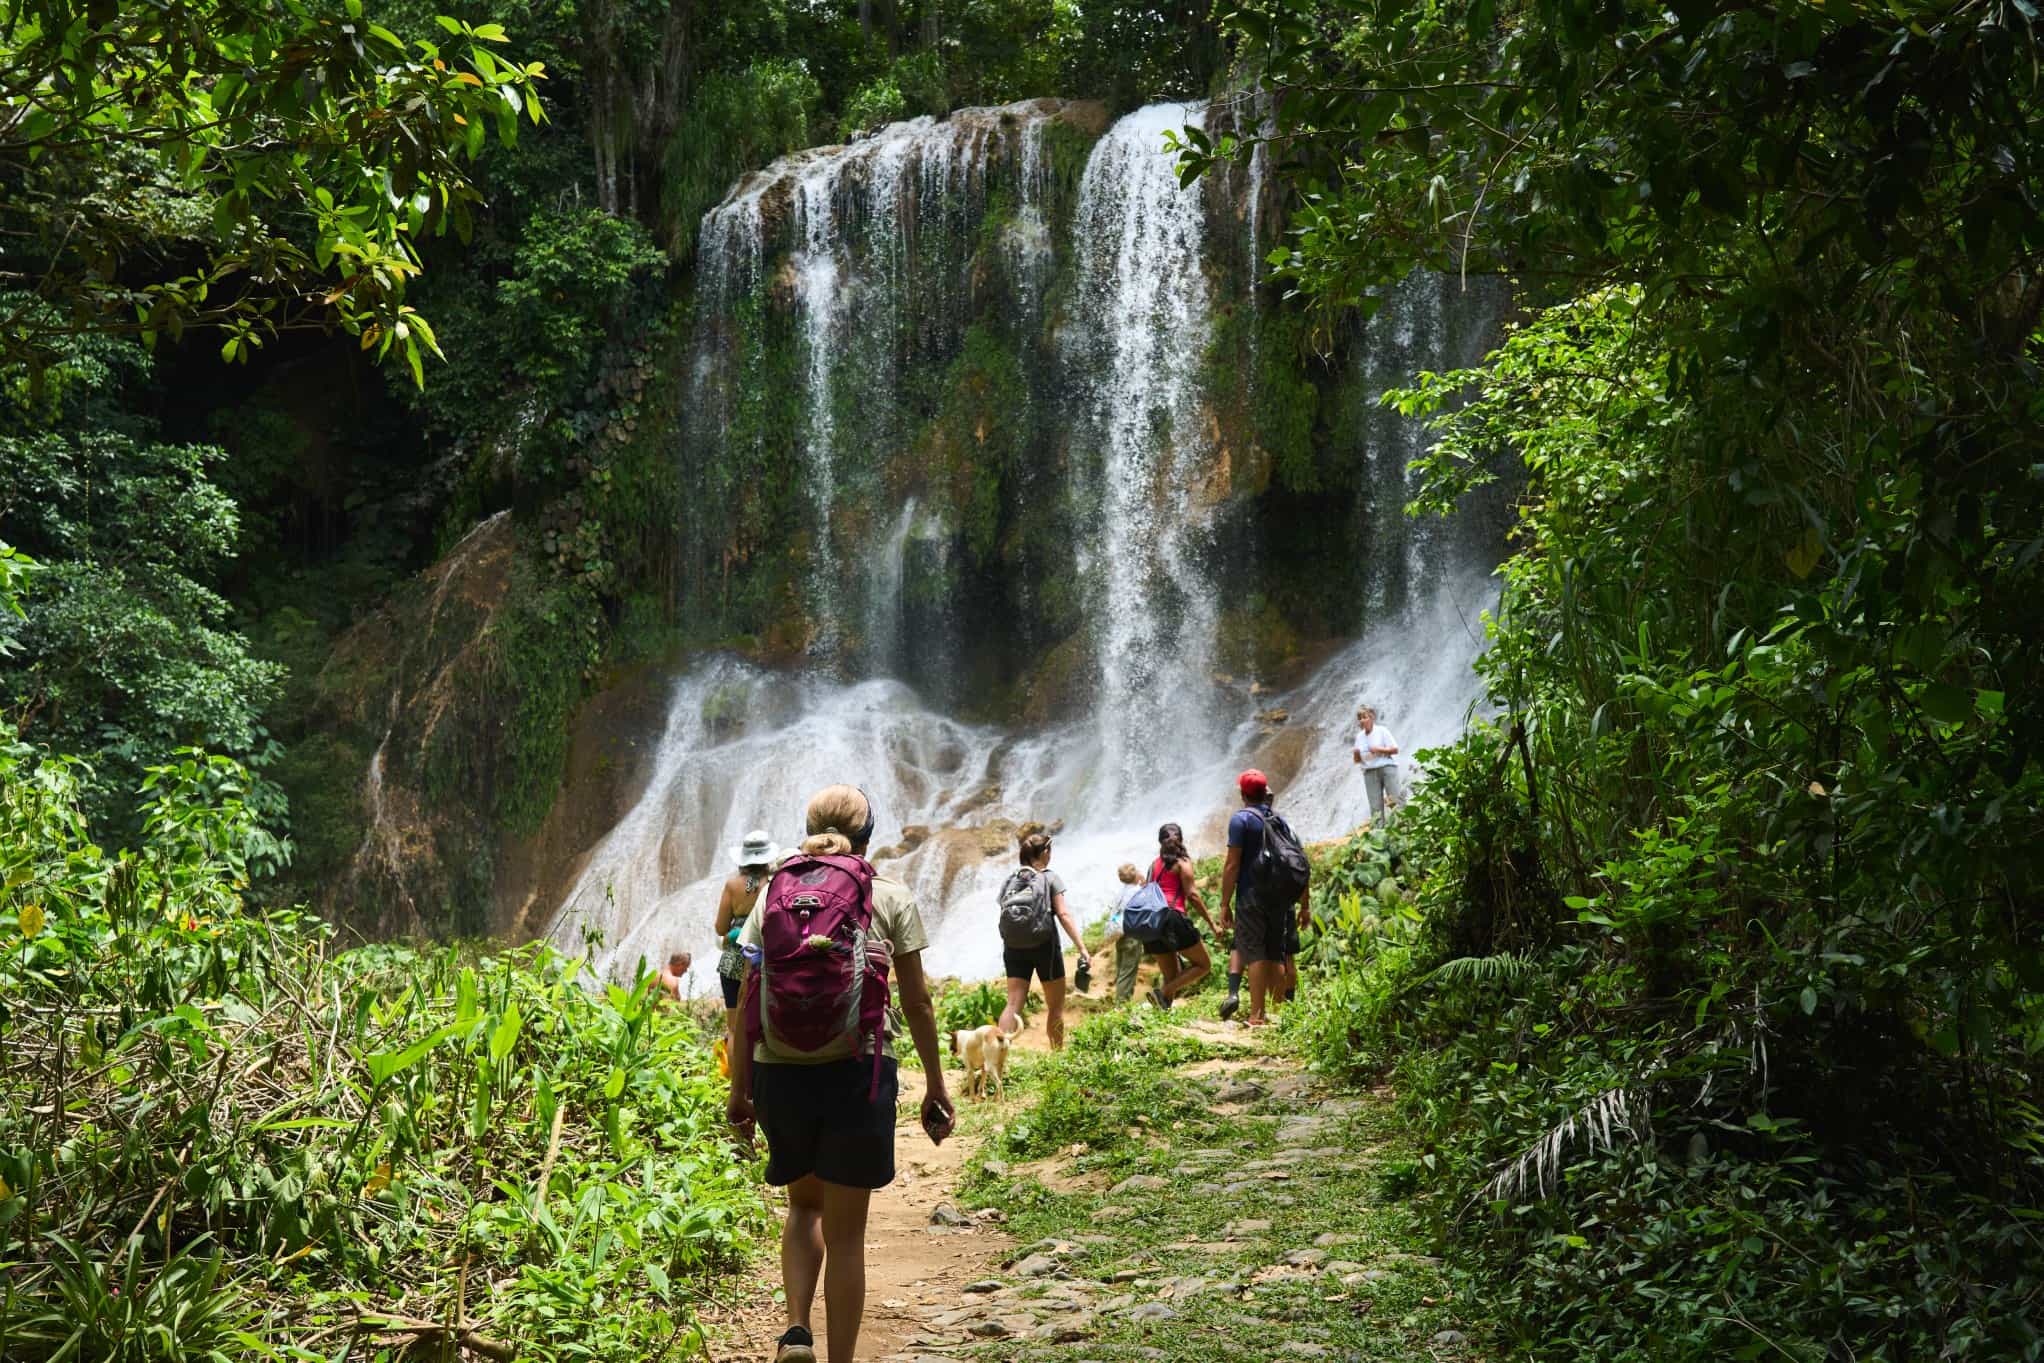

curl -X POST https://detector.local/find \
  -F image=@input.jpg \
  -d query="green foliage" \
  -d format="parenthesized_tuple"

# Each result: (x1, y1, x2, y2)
(1, 0, 545, 381)
(662, 59, 823, 256)
(401, 207, 664, 445)
(839, 73, 911, 140)
(997, 1008, 1212, 1158)
(1200, 2, 2044, 1358)
(936, 980, 1010, 1034)
(0, 387, 287, 826)
(0, 745, 766, 1360)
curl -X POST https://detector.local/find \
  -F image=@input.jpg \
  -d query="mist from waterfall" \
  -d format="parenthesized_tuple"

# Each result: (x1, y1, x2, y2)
(548, 101, 1507, 988)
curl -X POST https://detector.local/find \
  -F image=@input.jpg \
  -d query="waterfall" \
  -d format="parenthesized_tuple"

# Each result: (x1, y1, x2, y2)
(1349, 272, 1510, 615)
(551, 101, 1508, 989)
(680, 101, 1073, 662)
(1066, 102, 1225, 813)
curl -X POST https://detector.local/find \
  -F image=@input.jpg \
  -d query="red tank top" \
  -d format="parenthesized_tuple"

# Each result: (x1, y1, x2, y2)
(1150, 857, 1188, 910)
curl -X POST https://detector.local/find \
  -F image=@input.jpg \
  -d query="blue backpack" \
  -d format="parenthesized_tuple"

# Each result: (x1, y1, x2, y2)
(1120, 881, 1172, 945)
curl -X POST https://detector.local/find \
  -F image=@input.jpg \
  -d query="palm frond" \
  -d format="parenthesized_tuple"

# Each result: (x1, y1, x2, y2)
(1484, 1087, 1650, 1202)
(1428, 953, 1537, 988)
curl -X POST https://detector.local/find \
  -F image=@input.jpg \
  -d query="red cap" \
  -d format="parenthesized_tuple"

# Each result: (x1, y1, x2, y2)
(1238, 769, 1270, 801)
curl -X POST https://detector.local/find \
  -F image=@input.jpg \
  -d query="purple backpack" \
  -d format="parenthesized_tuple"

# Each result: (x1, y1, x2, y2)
(742, 853, 892, 1096)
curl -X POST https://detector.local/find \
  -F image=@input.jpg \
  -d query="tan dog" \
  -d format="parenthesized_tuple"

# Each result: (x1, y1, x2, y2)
(951, 1024, 1009, 1102)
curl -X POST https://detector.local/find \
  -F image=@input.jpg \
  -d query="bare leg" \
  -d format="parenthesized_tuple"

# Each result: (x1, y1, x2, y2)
(1164, 941, 1210, 999)
(783, 1175, 827, 1332)
(1247, 960, 1282, 1023)
(821, 1180, 874, 1362)
(1044, 977, 1068, 1049)
(999, 977, 1029, 1035)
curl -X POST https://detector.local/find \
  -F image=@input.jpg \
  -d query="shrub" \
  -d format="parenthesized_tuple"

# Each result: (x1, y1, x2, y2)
(0, 744, 766, 1360)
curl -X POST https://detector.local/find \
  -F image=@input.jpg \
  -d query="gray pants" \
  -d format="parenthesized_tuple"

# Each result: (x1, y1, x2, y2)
(1364, 764, 1402, 820)
(1113, 934, 1145, 1002)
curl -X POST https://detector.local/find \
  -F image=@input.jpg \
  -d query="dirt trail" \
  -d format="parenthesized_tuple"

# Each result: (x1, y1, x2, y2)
(703, 988, 1147, 1361)
(705, 992, 1278, 1363)
(704, 1088, 1007, 1363)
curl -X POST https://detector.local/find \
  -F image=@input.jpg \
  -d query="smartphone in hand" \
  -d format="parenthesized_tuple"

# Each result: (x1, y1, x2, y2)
(921, 1095, 955, 1145)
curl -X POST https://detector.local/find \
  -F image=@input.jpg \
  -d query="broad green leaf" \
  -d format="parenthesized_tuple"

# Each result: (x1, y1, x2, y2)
(488, 1002, 522, 1062)
(1920, 683, 1972, 725)
(365, 1021, 462, 1085)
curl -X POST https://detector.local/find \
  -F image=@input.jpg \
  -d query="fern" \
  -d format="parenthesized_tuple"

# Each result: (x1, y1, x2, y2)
(1428, 953, 1536, 988)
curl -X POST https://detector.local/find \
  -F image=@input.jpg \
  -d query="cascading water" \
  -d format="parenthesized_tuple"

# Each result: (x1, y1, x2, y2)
(1065, 102, 1227, 813)
(547, 101, 1509, 987)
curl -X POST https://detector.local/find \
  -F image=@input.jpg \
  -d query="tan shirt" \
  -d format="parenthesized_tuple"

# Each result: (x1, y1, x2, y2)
(739, 872, 928, 1064)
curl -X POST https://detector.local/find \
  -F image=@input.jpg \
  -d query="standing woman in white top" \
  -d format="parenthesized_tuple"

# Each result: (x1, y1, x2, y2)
(1353, 705, 1403, 821)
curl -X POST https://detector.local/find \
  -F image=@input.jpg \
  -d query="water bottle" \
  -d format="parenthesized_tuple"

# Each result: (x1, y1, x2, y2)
(1074, 951, 1092, 995)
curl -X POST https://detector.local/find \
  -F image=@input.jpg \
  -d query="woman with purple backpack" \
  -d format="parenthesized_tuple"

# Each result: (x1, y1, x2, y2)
(727, 785, 954, 1363)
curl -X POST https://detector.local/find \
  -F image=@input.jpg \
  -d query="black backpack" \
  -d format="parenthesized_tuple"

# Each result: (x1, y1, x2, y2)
(996, 867, 1056, 948)
(1248, 808, 1311, 909)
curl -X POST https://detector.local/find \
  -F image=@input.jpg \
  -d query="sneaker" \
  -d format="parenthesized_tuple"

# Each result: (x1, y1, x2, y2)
(775, 1326, 816, 1363)
(1218, 994, 1240, 1021)
(1147, 987, 1173, 1010)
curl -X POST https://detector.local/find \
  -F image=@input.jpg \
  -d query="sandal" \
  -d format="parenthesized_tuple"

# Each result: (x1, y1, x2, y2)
(1147, 987, 1173, 1010)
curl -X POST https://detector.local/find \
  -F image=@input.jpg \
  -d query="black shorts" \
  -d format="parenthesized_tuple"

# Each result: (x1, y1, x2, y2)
(719, 973, 741, 1009)
(1285, 912, 1301, 958)
(1004, 937, 1065, 984)
(1232, 899, 1288, 965)
(1144, 911, 1204, 957)
(753, 1056, 898, 1189)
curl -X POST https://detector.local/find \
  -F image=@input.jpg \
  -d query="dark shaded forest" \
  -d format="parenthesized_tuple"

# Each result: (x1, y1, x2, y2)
(2, 0, 2041, 1359)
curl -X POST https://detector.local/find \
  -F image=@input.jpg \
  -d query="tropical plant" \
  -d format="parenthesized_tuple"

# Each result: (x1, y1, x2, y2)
(0, 0, 547, 382)
(1212, 0, 2044, 1350)
(0, 743, 766, 1360)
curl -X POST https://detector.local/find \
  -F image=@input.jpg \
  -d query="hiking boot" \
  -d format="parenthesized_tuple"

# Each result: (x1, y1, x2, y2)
(1218, 994, 1241, 1021)
(774, 1326, 816, 1363)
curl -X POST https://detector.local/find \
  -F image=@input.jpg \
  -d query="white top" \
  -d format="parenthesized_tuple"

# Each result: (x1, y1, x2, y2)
(1101, 883, 1138, 943)
(1355, 726, 1399, 770)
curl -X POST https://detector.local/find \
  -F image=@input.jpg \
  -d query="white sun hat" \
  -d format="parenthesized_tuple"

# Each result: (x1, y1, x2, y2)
(731, 830, 782, 869)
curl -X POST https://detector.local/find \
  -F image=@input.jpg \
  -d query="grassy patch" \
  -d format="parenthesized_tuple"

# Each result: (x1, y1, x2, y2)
(949, 1005, 1493, 1362)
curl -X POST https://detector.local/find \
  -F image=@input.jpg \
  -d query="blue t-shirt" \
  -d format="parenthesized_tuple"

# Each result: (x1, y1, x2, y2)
(1228, 804, 1272, 899)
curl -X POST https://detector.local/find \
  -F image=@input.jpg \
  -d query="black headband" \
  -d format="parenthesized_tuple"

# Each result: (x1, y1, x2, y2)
(854, 786, 876, 844)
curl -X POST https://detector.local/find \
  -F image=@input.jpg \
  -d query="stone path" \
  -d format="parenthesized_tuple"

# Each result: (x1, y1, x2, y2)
(709, 1009, 1483, 1362)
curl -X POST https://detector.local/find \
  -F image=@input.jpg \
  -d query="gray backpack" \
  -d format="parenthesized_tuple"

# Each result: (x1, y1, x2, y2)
(996, 867, 1055, 948)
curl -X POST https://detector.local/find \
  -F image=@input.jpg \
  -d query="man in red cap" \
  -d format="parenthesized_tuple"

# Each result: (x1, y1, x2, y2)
(1217, 769, 1312, 1026)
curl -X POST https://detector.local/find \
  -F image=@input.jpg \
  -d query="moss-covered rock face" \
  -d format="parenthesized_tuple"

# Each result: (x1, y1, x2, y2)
(294, 97, 1510, 942)
(292, 511, 521, 938)
(665, 97, 1507, 721)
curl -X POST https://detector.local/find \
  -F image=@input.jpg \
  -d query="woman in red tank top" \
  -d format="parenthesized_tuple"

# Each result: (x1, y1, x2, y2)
(1140, 824, 1217, 1009)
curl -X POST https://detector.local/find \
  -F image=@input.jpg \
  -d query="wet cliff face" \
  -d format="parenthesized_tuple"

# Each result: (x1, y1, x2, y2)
(666, 95, 1506, 774)
(303, 96, 1509, 960)
(535, 99, 1514, 985)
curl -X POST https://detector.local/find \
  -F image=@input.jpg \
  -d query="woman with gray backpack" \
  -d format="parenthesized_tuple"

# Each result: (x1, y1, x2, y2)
(996, 830, 1092, 1049)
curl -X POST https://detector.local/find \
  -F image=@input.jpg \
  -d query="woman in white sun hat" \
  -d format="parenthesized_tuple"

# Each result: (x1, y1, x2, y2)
(714, 830, 783, 1032)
